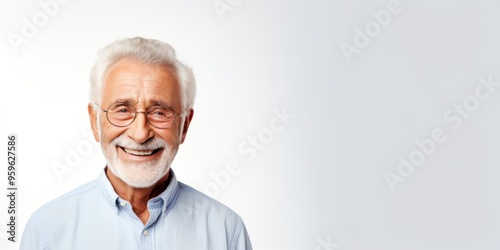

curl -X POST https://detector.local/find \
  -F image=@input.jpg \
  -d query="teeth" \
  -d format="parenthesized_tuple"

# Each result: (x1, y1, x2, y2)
(123, 148, 154, 156)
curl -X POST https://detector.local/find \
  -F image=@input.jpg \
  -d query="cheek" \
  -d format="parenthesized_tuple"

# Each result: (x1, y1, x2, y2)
(100, 123, 125, 144)
(157, 130, 181, 146)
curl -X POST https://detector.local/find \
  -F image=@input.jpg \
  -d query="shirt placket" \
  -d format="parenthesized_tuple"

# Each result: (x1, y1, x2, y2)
(139, 199, 163, 250)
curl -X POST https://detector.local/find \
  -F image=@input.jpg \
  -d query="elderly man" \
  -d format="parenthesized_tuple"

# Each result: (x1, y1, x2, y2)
(20, 37, 252, 249)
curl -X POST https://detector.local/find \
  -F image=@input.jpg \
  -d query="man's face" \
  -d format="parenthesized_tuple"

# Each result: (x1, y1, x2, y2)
(88, 58, 193, 188)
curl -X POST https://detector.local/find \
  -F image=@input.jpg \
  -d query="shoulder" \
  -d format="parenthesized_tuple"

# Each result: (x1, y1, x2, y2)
(177, 181, 238, 213)
(173, 182, 251, 248)
(29, 179, 100, 219)
(175, 181, 244, 224)
(22, 179, 103, 248)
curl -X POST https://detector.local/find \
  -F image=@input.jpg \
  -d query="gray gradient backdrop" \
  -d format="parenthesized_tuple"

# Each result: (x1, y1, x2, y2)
(0, 0, 498, 249)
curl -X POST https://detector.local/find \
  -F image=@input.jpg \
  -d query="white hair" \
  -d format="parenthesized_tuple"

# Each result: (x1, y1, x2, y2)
(89, 37, 196, 110)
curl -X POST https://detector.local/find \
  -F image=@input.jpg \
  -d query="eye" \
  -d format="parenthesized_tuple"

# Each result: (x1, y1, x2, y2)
(112, 105, 131, 113)
(151, 109, 166, 116)
(148, 106, 175, 119)
(108, 103, 134, 117)
(117, 106, 131, 113)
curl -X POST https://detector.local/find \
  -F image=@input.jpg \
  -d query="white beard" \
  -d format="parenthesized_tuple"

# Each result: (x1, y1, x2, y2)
(101, 134, 176, 188)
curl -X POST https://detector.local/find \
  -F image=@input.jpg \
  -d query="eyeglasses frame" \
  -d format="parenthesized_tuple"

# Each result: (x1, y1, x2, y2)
(94, 102, 186, 129)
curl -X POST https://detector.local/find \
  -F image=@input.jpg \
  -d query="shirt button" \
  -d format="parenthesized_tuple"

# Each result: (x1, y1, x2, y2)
(120, 202, 126, 207)
(144, 230, 149, 236)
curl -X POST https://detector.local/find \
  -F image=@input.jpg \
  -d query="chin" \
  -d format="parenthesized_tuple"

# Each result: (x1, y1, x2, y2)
(109, 160, 170, 188)
(102, 135, 177, 188)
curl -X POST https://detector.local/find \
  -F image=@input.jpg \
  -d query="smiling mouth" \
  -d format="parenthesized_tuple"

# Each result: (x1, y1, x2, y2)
(120, 147, 162, 156)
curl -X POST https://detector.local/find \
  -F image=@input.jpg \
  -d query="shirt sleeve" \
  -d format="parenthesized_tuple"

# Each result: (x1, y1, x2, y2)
(232, 220, 253, 250)
(20, 215, 49, 250)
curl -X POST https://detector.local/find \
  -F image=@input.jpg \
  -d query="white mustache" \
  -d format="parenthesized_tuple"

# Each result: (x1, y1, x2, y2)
(111, 135, 167, 151)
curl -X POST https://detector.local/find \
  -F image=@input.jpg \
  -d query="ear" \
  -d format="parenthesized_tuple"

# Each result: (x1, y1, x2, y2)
(179, 108, 194, 144)
(88, 103, 100, 142)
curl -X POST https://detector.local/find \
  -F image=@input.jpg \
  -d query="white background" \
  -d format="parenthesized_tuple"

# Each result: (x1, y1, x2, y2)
(0, 0, 499, 249)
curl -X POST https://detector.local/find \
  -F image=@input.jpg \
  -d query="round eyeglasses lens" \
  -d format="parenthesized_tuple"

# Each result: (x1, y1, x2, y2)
(146, 106, 177, 128)
(107, 103, 136, 127)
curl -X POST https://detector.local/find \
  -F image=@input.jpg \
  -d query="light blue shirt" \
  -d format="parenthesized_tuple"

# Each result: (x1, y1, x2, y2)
(20, 169, 252, 250)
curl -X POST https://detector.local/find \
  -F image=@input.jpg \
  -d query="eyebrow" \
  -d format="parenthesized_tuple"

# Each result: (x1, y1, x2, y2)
(150, 100, 173, 107)
(112, 98, 134, 105)
(111, 99, 172, 107)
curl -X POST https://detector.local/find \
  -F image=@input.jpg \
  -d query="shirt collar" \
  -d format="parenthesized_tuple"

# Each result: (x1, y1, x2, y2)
(97, 168, 180, 215)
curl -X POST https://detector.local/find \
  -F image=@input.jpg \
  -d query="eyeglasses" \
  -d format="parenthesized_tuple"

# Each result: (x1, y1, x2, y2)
(95, 102, 184, 129)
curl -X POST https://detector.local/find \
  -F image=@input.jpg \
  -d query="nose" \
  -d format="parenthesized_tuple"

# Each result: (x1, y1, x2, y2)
(126, 111, 154, 144)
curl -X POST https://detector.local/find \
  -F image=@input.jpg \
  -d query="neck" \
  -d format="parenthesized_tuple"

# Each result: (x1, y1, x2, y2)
(105, 167, 170, 224)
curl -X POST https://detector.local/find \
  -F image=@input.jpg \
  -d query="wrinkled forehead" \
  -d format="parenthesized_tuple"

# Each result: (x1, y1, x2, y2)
(103, 79, 180, 108)
(100, 59, 181, 109)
